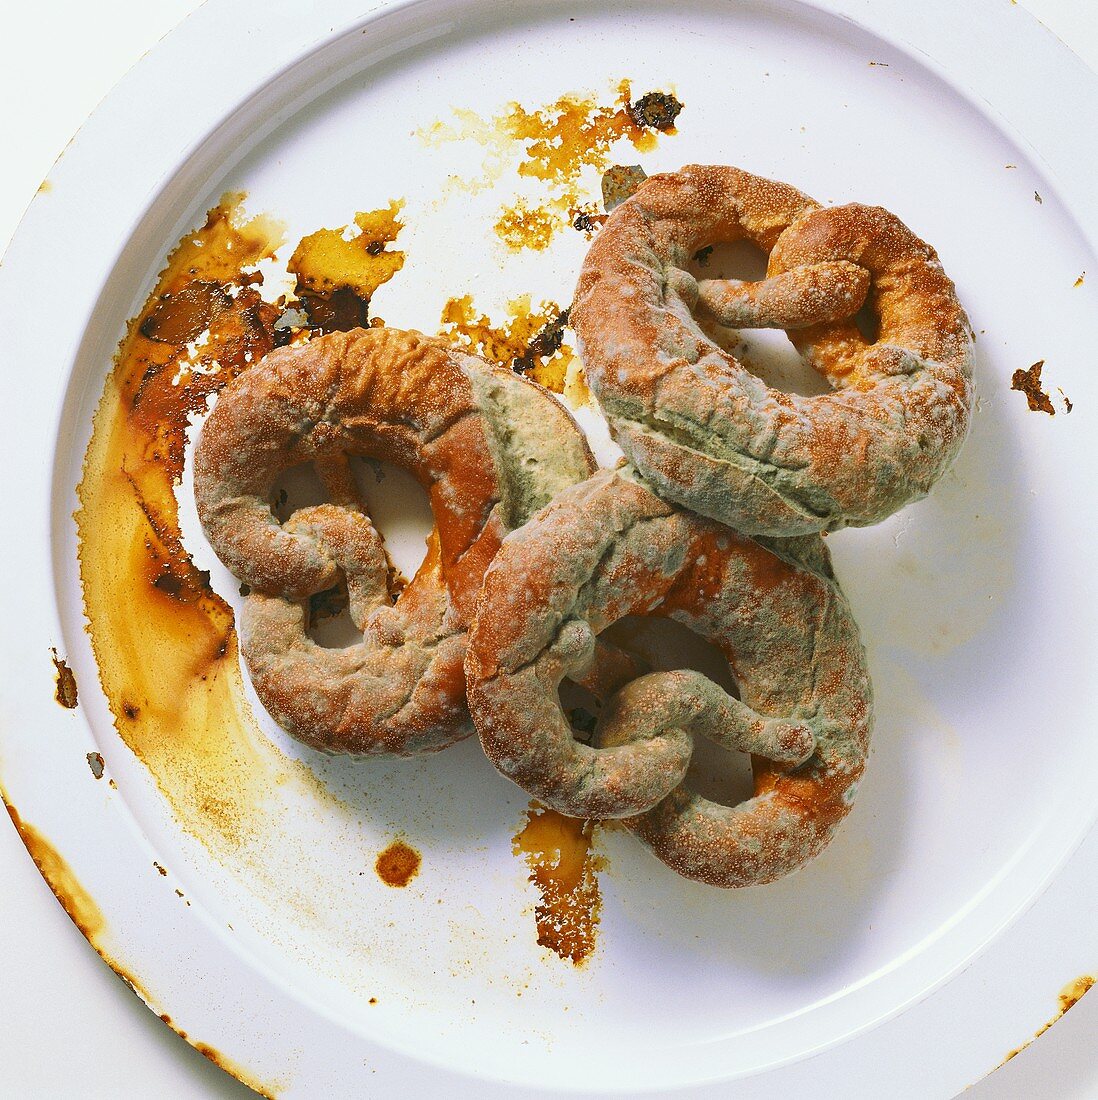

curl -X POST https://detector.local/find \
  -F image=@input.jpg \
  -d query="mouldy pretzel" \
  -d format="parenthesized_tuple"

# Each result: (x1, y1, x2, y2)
(465, 468, 873, 888)
(571, 164, 975, 536)
(193, 326, 596, 755)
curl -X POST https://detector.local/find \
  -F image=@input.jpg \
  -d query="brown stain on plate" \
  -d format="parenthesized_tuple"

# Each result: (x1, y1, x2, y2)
(3, 786, 284, 1097)
(1011, 360, 1056, 415)
(375, 839, 422, 887)
(4, 799, 105, 941)
(995, 974, 1096, 1070)
(420, 80, 682, 252)
(287, 200, 404, 333)
(512, 803, 604, 965)
(50, 649, 78, 708)
(73, 193, 401, 890)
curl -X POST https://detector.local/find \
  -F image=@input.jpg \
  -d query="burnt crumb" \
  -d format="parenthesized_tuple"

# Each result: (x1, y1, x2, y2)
(1011, 360, 1056, 414)
(571, 209, 606, 234)
(1034, 191, 1043, 204)
(86, 752, 105, 780)
(868, 60, 890, 67)
(514, 308, 571, 374)
(50, 649, 78, 709)
(239, 582, 251, 597)
(629, 91, 683, 132)
(693, 245, 714, 266)
(153, 862, 168, 876)
(1058, 387, 1074, 413)
(602, 164, 649, 212)
(309, 578, 350, 623)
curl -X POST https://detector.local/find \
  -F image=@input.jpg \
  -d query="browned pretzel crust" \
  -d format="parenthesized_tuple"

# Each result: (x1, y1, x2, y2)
(194, 327, 595, 755)
(465, 468, 872, 887)
(571, 165, 973, 535)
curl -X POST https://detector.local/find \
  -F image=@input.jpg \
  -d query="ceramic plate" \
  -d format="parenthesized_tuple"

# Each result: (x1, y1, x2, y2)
(2, 0, 1097, 1095)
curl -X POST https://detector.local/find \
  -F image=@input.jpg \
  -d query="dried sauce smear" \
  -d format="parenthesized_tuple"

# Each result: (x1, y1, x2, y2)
(420, 80, 682, 252)
(513, 804, 604, 965)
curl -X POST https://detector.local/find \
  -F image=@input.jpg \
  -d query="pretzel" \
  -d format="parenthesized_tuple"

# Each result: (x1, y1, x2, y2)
(465, 468, 872, 887)
(194, 327, 595, 755)
(571, 164, 974, 535)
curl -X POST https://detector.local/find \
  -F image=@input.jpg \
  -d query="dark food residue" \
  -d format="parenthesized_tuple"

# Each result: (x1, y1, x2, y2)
(629, 91, 683, 131)
(1011, 360, 1056, 415)
(86, 752, 105, 780)
(51, 649, 78, 709)
(375, 840, 421, 887)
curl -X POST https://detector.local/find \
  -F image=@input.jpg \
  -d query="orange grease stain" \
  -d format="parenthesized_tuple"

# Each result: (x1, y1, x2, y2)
(74, 195, 404, 862)
(375, 840, 422, 887)
(512, 803, 604, 965)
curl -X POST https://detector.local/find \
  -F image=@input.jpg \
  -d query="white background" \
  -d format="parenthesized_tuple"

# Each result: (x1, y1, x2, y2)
(2, 1, 1097, 1096)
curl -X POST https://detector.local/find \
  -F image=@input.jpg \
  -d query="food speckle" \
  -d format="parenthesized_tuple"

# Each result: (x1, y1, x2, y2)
(1074, 272, 1085, 288)
(512, 803, 603, 965)
(375, 840, 421, 887)
(153, 861, 168, 876)
(50, 649, 78, 709)
(86, 752, 105, 780)
(1034, 190, 1043, 204)
(1057, 388, 1073, 413)
(1011, 360, 1056, 414)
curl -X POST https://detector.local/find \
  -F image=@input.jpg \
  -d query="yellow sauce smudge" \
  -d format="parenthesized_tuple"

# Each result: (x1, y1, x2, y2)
(419, 80, 681, 252)
(512, 803, 604, 965)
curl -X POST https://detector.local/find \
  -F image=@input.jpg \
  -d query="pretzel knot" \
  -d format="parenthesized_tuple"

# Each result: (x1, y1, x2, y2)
(194, 327, 595, 755)
(466, 468, 873, 888)
(571, 164, 974, 536)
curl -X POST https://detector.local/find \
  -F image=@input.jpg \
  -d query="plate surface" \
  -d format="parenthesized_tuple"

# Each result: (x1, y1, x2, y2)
(2, 0, 1097, 1095)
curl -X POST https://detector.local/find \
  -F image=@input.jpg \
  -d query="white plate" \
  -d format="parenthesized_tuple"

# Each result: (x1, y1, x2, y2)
(2, 0, 1097, 1095)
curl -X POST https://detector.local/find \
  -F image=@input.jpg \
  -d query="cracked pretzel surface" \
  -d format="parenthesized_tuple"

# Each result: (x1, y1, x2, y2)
(571, 164, 974, 535)
(193, 326, 595, 755)
(465, 468, 873, 887)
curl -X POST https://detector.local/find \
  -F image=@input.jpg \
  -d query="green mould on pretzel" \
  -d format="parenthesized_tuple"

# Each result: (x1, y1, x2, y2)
(465, 468, 872, 888)
(571, 165, 974, 536)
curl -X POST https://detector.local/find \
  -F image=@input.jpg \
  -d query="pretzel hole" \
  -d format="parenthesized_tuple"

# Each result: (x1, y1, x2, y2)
(307, 572, 359, 649)
(346, 456, 433, 581)
(599, 615, 755, 807)
(558, 680, 603, 745)
(686, 239, 769, 283)
(686, 240, 833, 398)
(854, 295, 881, 343)
(268, 462, 328, 521)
